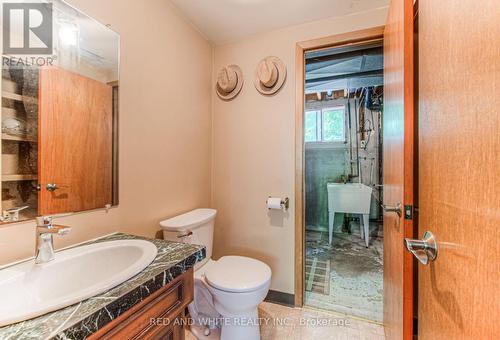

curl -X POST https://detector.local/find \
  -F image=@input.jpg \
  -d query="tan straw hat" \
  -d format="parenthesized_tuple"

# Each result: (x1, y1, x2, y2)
(216, 65, 243, 100)
(254, 56, 286, 95)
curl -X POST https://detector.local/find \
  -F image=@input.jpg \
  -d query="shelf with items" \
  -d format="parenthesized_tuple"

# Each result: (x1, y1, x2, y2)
(2, 174, 38, 182)
(1, 178, 38, 223)
(2, 91, 23, 101)
(1, 82, 38, 141)
(1, 91, 35, 102)
(2, 138, 38, 180)
(1, 64, 39, 222)
(2, 75, 35, 102)
(7, 207, 38, 222)
(1, 133, 37, 143)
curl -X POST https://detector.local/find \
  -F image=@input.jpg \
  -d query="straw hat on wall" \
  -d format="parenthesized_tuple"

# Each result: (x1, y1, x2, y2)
(254, 56, 287, 95)
(216, 65, 244, 100)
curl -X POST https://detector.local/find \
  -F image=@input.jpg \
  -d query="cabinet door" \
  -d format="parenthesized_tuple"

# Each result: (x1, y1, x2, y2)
(38, 66, 112, 215)
(141, 317, 185, 340)
(88, 269, 194, 340)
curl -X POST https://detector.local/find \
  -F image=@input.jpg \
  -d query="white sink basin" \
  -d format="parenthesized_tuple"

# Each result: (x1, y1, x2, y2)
(327, 183, 373, 214)
(327, 183, 373, 247)
(0, 239, 157, 327)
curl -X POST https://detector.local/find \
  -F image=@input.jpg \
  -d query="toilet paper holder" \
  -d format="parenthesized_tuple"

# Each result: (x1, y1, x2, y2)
(267, 197, 289, 210)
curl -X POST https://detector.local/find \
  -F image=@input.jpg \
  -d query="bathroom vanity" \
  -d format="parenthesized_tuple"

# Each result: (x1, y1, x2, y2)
(89, 268, 192, 340)
(0, 233, 205, 339)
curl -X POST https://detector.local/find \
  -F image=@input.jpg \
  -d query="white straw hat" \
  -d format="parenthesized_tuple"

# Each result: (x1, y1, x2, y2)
(254, 56, 287, 95)
(216, 65, 243, 100)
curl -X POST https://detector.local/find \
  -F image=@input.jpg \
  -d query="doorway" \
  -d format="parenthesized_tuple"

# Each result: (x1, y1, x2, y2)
(294, 27, 386, 321)
(303, 42, 384, 322)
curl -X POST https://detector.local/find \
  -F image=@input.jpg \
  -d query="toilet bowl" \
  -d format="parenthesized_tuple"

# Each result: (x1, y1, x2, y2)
(160, 209, 272, 340)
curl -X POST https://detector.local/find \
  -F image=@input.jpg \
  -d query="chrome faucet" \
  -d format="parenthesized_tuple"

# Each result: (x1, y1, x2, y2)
(35, 215, 72, 264)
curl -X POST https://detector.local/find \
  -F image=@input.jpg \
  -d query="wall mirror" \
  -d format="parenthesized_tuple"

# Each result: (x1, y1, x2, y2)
(1, 0, 119, 224)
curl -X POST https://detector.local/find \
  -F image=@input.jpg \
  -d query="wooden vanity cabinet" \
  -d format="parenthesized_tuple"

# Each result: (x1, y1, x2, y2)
(89, 268, 193, 340)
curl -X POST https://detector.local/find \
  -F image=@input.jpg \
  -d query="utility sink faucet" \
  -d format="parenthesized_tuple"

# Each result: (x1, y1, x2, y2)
(35, 215, 72, 264)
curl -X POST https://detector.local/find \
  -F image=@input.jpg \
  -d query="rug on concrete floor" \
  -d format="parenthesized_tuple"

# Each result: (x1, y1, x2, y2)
(305, 257, 330, 295)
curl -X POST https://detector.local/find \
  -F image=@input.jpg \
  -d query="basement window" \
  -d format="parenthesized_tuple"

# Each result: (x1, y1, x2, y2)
(304, 106, 345, 143)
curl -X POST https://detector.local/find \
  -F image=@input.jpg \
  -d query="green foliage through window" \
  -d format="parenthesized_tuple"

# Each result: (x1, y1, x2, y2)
(304, 107, 345, 143)
(323, 109, 345, 141)
(304, 111, 318, 142)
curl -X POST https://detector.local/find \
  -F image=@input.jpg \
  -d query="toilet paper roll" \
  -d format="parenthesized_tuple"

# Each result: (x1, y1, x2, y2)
(267, 197, 282, 210)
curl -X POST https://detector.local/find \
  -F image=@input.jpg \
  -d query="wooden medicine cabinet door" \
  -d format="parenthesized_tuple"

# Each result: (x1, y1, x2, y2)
(38, 67, 113, 215)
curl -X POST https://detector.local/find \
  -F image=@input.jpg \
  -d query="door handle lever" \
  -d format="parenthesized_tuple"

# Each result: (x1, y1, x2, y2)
(45, 183, 69, 192)
(404, 231, 438, 265)
(46, 183, 59, 192)
(381, 203, 402, 217)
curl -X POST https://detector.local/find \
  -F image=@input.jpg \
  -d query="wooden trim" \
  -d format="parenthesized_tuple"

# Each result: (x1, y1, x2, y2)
(294, 43, 305, 307)
(382, 1, 415, 338)
(294, 27, 384, 307)
(402, 1, 417, 339)
(112, 85, 119, 206)
(297, 26, 385, 51)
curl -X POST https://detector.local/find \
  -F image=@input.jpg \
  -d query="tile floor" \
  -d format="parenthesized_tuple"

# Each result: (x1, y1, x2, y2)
(185, 302, 385, 340)
(305, 222, 383, 322)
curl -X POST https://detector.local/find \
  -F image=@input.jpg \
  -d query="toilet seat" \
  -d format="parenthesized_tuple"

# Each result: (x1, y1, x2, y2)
(204, 256, 271, 293)
(194, 259, 216, 279)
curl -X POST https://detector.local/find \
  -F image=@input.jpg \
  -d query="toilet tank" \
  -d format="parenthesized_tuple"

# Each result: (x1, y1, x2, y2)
(160, 209, 216, 268)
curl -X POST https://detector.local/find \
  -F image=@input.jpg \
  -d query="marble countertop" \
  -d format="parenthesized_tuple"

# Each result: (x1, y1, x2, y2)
(0, 233, 206, 340)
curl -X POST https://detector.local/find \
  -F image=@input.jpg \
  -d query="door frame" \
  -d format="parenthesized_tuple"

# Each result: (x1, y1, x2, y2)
(294, 26, 385, 307)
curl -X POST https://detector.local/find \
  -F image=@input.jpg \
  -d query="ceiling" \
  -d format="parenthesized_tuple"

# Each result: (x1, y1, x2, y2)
(54, 0, 119, 82)
(168, 0, 389, 45)
(305, 43, 383, 93)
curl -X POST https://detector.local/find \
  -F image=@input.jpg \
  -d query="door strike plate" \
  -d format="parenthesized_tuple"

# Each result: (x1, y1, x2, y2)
(404, 205, 413, 220)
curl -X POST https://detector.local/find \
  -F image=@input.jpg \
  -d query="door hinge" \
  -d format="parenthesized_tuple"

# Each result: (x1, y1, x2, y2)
(404, 205, 413, 220)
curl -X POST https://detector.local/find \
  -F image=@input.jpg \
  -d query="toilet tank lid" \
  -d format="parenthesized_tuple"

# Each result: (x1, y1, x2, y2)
(160, 209, 217, 231)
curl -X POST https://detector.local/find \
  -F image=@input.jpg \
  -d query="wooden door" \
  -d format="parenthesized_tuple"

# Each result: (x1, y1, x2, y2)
(38, 67, 113, 215)
(417, 0, 500, 338)
(383, 0, 415, 339)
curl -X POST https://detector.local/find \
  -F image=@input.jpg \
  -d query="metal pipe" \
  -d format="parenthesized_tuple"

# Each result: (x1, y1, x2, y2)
(354, 94, 361, 183)
(346, 90, 353, 176)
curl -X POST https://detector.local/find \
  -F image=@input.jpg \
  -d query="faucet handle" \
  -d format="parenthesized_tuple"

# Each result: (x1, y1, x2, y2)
(36, 223, 72, 235)
(50, 224, 72, 235)
(36, 213, 74, 227)
(36, 216, 51, 226)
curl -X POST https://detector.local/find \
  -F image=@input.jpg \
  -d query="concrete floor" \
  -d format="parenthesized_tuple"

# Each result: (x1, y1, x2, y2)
(304, 221, 383, 322)
(186, 302, 385, 340)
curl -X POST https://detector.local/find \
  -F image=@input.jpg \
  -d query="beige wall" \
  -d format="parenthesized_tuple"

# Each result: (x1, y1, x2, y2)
(212, 8, 388, 294)
(0, 0, 213, 265)
(0, 1, 387, 296)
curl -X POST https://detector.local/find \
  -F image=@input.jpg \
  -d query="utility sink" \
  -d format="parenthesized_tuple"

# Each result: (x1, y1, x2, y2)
(327, 183, 373, 247)
(0, 239, 158, 327)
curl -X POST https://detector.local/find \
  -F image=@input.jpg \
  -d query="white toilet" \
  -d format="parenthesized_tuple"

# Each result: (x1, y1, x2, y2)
(160, 209, 271, 340)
